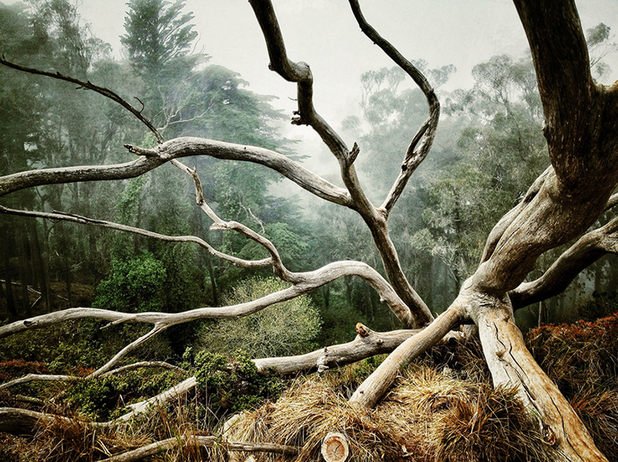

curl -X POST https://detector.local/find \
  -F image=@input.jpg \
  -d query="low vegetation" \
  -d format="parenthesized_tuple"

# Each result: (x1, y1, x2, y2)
(0, 313, 615, 461)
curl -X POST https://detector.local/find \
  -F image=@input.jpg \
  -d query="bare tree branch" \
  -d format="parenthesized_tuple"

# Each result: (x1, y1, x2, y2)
(349, 303, 465, 408)
(116, 377, 197, 423)
(254, 324, 421, 374)
(348, 0, 440, 216)
(0, 155, 166, 198)
(0, 374, 80, 391)
(100, 435, 298, 461)
(0, 259, 413, 340)
(0, 362, 185, 391)
(247, 0, 348, 161)
(510, 217, 618, 308)
(0, 137, 351, 206)
(0, 57, 164, 143)
(115, 324, 435, 423)
(0, 407, 107, 434)
(481, 166, 552, 262)
(90, 326, 165, 377)
(0, 206, 272, 269)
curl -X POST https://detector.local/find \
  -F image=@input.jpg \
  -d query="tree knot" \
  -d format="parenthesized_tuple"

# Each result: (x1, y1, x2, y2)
(355, 323, 371, 338)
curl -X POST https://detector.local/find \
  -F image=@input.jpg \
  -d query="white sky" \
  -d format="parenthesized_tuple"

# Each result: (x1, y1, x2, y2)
(75, 0, 618, 120)
(4, 0, 618, 175)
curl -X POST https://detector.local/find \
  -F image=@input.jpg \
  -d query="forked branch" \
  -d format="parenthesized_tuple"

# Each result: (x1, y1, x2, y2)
(511, 217, 618, 308)
(348, 0, 440, 216)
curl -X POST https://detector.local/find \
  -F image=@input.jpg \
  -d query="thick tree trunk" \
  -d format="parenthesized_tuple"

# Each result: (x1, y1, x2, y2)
(471, 294, 607, 462)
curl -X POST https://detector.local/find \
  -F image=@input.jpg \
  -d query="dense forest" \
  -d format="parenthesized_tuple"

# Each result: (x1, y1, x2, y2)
(0, 0, 616, 461)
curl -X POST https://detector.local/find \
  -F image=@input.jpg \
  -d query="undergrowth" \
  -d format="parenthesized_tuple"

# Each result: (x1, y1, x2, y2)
(0, 313, 615, 461)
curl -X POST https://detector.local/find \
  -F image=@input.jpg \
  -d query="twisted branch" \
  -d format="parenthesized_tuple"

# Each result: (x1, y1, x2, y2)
(348, 0, 440, 216)
(511, 217, 618, 308)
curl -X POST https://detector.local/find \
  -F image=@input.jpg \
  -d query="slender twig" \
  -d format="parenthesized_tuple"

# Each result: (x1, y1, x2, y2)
(0, 362, 186, 391)
(0, 57, 164, 143)
(0, 206, 272, 269)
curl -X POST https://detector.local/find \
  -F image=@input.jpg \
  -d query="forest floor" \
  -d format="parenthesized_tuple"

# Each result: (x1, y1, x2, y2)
(0, 312, 616, 461)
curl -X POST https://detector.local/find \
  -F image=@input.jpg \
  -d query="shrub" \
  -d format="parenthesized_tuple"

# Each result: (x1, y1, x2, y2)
(196, 277, 321, 358)
(192, 350, 284, 415)
(93, 252, 166, 312)
(65, 369, 181, 420)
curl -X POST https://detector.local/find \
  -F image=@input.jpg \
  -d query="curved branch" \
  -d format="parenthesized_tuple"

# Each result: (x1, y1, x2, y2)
(0, 155, 165, 197)
(0, 374, 79, 391)
(481, 166, 552, 262)
(473, 168, 616, 295)
(510, 217, 618, 308)
(88, 326, 164, 377)
(247, 0, 348, 160)
(0, 137, 350, 206)
(348, 0, 440, 216)
(169, 158, 294, 278)
(0, 206, 271, 269)
(0, 407, 106, 434)
(0, 260, 413, 339)
(0, 57, 163, 143)
(248, 0, 383, 229)
(0, 362, 185, 392)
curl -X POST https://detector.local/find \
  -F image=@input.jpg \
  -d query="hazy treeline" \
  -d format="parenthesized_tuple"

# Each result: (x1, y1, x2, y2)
(0, 0, 615, 354)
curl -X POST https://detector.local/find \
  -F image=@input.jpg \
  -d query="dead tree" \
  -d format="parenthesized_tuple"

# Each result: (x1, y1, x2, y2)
(0, 0, 616, 461)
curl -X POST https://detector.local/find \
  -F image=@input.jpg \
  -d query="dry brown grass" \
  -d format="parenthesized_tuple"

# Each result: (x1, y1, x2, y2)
(226, 362, 554, 462)
(527, 312, 618, 459)
(2, 313, 615, 461)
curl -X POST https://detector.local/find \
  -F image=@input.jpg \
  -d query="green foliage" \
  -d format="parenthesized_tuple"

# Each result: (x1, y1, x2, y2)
(196, 277, 321, 358)
(192, 350, 284, 414)
(93, 253, 167, 312)
(0, 321, 173, 376)
(415, 54, 546, 281)
(65, 369, 180, 420)
(121, 0, 198, 77)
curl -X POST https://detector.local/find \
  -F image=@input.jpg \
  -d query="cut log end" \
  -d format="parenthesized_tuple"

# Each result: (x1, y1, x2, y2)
(321, 432, 350, 462)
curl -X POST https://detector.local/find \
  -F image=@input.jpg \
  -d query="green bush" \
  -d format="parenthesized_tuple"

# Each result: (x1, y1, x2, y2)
(65, 369, 181, 420)
(93, 252, 166, 312)
(192, 350, 284, 414)
(196, 277, 321, 358)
